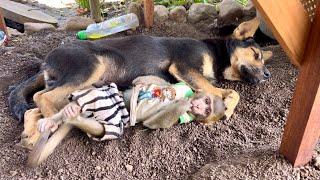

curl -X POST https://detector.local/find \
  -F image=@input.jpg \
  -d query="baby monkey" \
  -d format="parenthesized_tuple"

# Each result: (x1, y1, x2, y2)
(27, 76, 232, 167)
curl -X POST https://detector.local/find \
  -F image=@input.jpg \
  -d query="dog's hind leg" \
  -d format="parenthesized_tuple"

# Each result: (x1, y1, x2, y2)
(33, 86, 78, 118)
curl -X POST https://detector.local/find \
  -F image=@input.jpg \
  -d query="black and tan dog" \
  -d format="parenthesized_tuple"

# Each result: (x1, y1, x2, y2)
(10, 18, 272, 148)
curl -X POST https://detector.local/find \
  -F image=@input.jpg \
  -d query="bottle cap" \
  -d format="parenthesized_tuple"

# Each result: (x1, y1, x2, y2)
(77, 31, 87, 40)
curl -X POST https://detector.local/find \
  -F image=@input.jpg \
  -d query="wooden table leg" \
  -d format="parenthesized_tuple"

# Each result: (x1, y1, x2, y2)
(0, 8, 8, 35)
(280, 5, 320, 167)
(144, 0, 154, 28)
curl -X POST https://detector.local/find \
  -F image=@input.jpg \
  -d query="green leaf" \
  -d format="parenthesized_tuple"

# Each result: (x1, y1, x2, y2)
(235, 0, 248, 7)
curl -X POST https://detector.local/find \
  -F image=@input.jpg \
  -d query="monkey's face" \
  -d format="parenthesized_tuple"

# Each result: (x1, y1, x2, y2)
(190, 93, 226, 123)
(190, 95, 212, 118)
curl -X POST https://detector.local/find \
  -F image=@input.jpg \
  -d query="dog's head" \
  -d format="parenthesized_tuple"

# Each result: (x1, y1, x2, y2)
(17, 108, 41, 150)
(224, 18, 273, 84)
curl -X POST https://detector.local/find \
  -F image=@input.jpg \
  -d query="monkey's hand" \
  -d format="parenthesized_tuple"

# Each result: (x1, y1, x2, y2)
(38, 118, 59, 133)
(62, 103, 81, 120)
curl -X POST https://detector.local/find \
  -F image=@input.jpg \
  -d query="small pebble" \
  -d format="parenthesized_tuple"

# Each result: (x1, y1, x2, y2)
(95, 166, 102, 171)
(125, 164, 133, 172)
(313, 156, 320, 169)
(58, 169, 64, 173)
(10, 170, 18, 177)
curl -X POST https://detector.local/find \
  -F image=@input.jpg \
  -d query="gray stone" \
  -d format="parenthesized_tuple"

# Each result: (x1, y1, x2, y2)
(169, 6, 187, 23)
(24, 23, 56, 34)
(218, 0, 244, 26)
(188, 3, 217, 23)
(154, 5, 169, 22)
(62, 16, 95, 31)
(128, 2, 144, 24)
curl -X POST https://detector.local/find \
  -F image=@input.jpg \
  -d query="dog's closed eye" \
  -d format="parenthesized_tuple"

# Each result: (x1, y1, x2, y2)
(251, 47, 261, 60)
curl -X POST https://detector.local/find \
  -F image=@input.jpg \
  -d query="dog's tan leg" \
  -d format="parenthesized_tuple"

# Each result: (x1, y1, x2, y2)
(33, 86, 79, 118)
(169, 64, 224, 97)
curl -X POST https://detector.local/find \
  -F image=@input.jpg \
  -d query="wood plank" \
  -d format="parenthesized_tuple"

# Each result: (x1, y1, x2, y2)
(280, 4, 320, 167)
(0, 0, 57, 25)
(252, 0, 311, 66)
(143, 0, 154, 28)
(89, 0, 102, 22)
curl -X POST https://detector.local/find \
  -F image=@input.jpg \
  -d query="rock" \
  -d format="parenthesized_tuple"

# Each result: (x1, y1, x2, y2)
(128, 2, 144, 24)
(24, 23, 56, 34)
(169, 6, 187, 23)
(187, 3, 217, 23)
(7, 27, 23, 36)
(218, 0, 244, 26)
(125, 164, 133, 172)
(62, 16, 95, 31)
(154, 5, 169, 22)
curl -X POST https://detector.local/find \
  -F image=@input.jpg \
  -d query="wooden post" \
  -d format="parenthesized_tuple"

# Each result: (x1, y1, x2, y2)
(144, 0, 154, 28)
(0, 8, 8, 36)
(280, 4, 320, 167)
(89, 0, 102, 22)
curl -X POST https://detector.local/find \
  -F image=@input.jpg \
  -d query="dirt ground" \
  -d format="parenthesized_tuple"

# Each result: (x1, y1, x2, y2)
(1, 22, 320, 180)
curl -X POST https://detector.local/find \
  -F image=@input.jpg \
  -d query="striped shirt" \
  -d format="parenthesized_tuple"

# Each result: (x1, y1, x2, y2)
(68, 83, 129, 141)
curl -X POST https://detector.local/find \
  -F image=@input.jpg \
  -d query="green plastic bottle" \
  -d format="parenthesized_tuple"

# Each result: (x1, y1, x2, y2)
(173, 82, 195, 124)
(77, 13, 139, 40)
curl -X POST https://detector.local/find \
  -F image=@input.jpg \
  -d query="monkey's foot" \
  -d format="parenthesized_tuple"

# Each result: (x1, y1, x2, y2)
(223, 89, 240, 120)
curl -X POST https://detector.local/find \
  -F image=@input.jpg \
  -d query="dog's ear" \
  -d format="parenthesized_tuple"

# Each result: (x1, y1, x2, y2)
(262, 50, 273, 62)
(233, 17, 260, 40)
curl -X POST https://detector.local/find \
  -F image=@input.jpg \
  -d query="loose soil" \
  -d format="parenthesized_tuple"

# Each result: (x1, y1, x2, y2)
(0, 21, 319, 179)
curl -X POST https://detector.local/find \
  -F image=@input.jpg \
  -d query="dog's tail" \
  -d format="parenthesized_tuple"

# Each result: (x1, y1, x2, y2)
(8, 71, 45, 122)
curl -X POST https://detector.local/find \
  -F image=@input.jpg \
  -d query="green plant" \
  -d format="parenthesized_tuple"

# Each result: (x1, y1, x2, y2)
(235, 0, 248, 6)
(76, 0, 90, 9)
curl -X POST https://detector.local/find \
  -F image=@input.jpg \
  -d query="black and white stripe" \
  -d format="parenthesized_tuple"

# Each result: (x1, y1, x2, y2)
(69, 83, 129, 141)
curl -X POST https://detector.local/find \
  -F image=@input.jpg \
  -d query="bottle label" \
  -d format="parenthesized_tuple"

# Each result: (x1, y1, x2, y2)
(179, 113, 195, 124)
